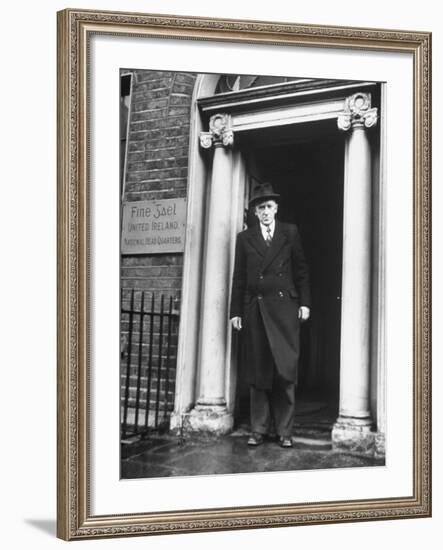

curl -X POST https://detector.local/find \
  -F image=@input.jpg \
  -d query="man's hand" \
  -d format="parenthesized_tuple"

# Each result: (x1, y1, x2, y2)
(231, 316, 242, 331)
(298, 306, 310, 322)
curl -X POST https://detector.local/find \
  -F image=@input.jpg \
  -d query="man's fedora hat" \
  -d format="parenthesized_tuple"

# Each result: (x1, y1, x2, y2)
(248, 182, 280, 208)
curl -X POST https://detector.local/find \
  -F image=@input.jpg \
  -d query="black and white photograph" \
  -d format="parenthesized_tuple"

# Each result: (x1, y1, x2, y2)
(119, 69, 386, 479)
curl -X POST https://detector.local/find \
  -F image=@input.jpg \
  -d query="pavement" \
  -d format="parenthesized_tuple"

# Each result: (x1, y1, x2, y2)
(121, 401, 385, 479)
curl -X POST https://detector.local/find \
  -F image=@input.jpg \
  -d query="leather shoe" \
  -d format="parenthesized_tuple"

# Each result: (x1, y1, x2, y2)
(247, 433, 264, 446)
(279, 436, 293, 448)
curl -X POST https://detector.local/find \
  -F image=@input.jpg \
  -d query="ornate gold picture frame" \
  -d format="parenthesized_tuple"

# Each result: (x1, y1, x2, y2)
(57, 8, 431, 540)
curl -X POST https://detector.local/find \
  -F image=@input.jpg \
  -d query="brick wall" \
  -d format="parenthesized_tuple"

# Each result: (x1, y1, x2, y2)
(120, 70, 198, 429)
(122, 70, 197, 292)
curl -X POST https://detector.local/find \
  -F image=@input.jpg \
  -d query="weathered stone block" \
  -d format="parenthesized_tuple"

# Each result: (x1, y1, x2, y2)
(331, 418, 376, 455)
(176, 406, 234, 436)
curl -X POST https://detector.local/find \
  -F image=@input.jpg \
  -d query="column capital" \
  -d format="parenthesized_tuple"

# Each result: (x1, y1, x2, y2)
(337, 92, 378, 131)
(200, 113, 234, 149)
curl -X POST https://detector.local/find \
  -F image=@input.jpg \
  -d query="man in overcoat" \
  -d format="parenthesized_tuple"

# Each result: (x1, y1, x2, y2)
(230, 183, 311, 448)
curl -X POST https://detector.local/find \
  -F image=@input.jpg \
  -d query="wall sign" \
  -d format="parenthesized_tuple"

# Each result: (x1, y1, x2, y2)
(121, 198, 186, 254)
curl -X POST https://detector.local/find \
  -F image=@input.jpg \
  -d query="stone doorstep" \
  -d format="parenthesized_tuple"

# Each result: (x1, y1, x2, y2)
(122, 417, 385, 459)
(122, 429, 332, 452)
(123, 435, 382, 459)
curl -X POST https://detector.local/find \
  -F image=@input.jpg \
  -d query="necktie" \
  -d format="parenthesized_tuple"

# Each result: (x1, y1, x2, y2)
(265, 226, 272, 246)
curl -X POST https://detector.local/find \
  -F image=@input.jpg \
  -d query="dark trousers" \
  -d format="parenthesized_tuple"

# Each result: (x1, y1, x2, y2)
(250, 371, 296, 438)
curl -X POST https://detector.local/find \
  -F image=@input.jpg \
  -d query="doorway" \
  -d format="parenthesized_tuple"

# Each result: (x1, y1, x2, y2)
(234, 126, 345, 428)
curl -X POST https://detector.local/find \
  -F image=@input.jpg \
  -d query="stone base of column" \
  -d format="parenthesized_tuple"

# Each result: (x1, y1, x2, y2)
(174, 405, 234, 436)
(331, 416, 375, 455)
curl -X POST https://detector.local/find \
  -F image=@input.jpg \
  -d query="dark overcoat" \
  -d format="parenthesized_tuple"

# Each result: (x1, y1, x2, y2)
(230, 220, 311, 390)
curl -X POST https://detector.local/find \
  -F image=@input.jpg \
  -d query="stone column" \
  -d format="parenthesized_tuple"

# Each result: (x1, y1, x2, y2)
(332, 93, 378, 453)
(185, 114, 234, 434)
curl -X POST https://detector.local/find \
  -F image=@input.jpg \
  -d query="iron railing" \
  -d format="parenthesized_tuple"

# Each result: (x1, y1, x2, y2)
(120, 289, 179, 439)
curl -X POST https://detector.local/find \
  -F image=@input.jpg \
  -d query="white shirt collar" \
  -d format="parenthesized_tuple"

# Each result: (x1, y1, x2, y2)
(260, 220, 275, 239)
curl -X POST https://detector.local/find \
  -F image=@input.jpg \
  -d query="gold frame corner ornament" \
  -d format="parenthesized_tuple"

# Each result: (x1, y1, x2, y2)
(57, 8, 431, 541)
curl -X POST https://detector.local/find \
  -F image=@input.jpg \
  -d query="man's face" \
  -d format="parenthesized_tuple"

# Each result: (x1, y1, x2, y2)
(254, 200, 278, 226)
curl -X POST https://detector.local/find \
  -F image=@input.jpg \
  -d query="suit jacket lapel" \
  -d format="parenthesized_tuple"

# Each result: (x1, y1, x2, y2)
(261, 221, 287, 272)
(246, 223, 267, 257)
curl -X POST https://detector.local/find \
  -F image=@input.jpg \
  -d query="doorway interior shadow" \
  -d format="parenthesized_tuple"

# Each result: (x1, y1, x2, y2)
(234, 125, 345, 430)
